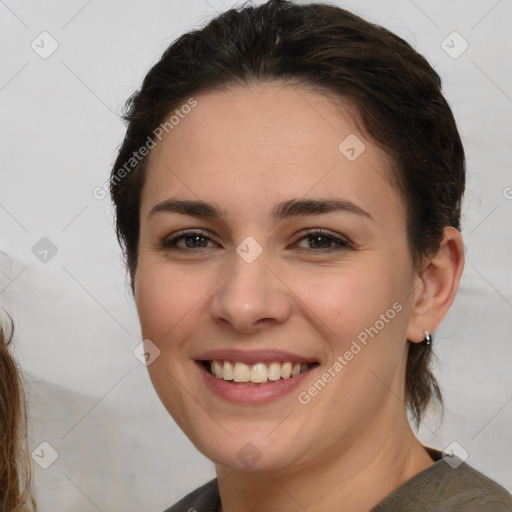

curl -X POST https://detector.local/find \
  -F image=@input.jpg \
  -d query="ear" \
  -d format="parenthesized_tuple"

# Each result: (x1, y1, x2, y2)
(406, 227, 465, 343)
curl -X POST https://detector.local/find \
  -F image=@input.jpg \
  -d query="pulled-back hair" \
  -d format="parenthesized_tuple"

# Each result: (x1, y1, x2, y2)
(110, 0, 465, 425)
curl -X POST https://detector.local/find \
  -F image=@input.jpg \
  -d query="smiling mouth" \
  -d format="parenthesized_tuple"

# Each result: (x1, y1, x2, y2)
(200, 360, 319, 385)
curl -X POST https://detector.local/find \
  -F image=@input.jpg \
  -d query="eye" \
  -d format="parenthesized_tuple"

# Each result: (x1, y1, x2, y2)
(162, 230, 218, 250)
(293, 229, 352, 251)
(160, 228, 351, 252)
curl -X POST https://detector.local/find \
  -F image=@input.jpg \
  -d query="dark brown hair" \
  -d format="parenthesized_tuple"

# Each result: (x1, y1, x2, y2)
(0, 314, 35, 511)
(110, 0, 465, 425)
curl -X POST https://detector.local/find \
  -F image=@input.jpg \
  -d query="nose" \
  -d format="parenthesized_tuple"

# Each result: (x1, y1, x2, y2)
(210, 251, 293, 334)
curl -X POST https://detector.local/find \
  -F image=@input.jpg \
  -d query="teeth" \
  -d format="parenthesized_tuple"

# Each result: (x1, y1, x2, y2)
(212, 360, 223, 378)
(208, 360, 312, 383)
(281, 362, 292, 378)
(268, 362, 281, 381)
(223, 361, 234, 380)
(250, 362, 268, 383)
(233, 361, 251, 382)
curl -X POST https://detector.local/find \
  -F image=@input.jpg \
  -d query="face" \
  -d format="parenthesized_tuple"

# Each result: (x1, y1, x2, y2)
(134, 82, 419, 473)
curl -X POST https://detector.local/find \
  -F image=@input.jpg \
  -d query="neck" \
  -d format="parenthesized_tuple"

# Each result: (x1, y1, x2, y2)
(215, 415, 433, 512)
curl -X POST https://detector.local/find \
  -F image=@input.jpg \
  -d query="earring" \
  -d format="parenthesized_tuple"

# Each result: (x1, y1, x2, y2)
(423, 330, 432, 345)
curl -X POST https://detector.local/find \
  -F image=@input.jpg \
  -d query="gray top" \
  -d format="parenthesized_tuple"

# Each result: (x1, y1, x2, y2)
(164, 450, 512, 512)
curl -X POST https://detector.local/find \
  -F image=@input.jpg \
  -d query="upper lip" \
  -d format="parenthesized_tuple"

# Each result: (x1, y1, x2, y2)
(196, 349, 318, 365)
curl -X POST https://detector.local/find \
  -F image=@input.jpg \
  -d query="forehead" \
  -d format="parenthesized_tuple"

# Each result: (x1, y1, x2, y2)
(141, 82, 402, 223)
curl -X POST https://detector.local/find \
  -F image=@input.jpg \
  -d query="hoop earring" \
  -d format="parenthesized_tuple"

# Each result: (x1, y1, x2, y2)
(423, 330, 432, 345)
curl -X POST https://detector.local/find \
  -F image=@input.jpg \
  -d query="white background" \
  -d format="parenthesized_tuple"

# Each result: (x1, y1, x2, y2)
(1, 0, 511, 510)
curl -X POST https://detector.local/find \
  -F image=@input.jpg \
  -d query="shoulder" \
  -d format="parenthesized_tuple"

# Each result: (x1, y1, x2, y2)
(162, 479, 220, 512)
(432, 460, 512, 511)
(373, 455, 512, 512)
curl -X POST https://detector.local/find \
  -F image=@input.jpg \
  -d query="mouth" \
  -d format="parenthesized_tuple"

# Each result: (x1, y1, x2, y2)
(199, 360, 319, 385)
(195, 349, 320, 403)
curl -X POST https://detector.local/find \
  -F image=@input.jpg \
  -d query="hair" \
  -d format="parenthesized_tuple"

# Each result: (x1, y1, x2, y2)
(110, 0, 465, 426)
(0, 314, 35, 511)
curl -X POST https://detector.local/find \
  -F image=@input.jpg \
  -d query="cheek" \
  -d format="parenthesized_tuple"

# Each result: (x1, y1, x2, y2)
(134, 257, 229, 361)
(298, 264, 398, 340)
(135, 253, 410, 347)
(134, 260, 198, 342)
(296, 269, 409, 406)
(294, 259, 412, 408)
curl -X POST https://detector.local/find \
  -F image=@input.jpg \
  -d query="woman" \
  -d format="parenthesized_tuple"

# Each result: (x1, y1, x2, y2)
(0, 315, 35, 511)
(110, 1, 512, 510)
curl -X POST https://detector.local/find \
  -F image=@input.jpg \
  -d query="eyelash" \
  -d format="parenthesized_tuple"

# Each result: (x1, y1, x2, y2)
(161, 229, 352, 252)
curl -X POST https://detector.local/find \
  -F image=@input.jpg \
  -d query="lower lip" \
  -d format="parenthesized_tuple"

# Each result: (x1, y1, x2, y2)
(197, 362, 316, 404)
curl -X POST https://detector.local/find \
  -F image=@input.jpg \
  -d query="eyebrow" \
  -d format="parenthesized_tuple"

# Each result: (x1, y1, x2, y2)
(148, 198, 374, 222)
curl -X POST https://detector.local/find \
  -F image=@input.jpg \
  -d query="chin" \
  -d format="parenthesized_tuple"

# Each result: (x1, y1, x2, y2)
(185, 426, 312, 474)
(206, 443, 303, 473)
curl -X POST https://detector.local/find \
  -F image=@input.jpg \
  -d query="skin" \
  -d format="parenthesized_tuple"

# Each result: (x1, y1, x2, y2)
(134, 82, 464, 512)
